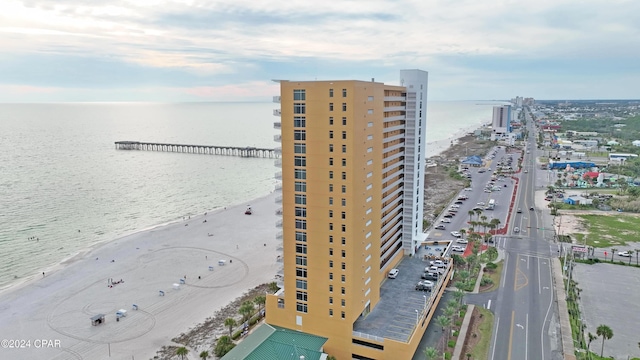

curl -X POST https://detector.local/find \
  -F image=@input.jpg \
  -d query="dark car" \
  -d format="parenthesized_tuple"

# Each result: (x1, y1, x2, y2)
(529, 207, 534, 211)
(443, 213, 454, 218)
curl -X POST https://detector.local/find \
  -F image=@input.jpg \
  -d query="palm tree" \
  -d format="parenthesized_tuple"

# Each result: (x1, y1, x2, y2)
(199, 350, 210, 360)
(596, 324, 614, 357)
(423, 346, 439, 360)
(176, 346, 189, 360)
(611, 248, 617, 262)
(459, 228, 466, 240)
(474, 208, 482, 220)
(254, 295, 266, 315)
(214, 336, 235, 358)
(435, 315, 451, 350)
(480, 216, 488, 233)
(587, 332, 597, 353)
(239, 301, 255, 324)
(443, 305, 456, 323)
(452, 289, 465, 305)
(224, 317, 237, 337)
(628, 250, 635, 265)
(468, 210, 475, 223)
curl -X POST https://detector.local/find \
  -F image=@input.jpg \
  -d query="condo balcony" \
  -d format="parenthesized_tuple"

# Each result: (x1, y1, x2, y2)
(384, 106, 405, 112)
(275, 208, 283, 216)
(274, 134, 282, 142)
(273, 96, 281, 103)
(276, 219, 283, 228)
(384, 95, 406, 102)
(274, 172, 282, 180)
(273, 121, 281, 129)
(274, 183, 282, 192)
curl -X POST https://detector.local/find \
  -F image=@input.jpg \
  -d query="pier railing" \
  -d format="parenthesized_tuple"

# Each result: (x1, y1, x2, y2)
(114, 141, 279, 158)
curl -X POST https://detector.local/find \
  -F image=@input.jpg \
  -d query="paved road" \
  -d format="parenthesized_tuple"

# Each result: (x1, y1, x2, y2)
(486, 114, 558, 360)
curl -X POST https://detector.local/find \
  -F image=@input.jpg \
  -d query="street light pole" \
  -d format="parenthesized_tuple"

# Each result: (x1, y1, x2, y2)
(415, 309, 419, 324)
(423, 295, 427, 310)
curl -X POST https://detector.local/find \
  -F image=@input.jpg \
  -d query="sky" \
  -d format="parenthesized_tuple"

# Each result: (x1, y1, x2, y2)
(0, 0, 639, 102)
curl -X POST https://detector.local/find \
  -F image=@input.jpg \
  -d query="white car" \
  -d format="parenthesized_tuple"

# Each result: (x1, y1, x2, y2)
(477, 202, 485, 206)
(464, 187, 472, 191)
(450, 204, 460, 209)
(388, 269, 399, 279)
(450, 231, 462, 238)
(456, 238, 468, 244)
(451, 245, 465, 252)
(618, 251, 631, 257)
(513, 227, 520, 233)
(441, 218, 451, 223)
(430, 260, 447, 268)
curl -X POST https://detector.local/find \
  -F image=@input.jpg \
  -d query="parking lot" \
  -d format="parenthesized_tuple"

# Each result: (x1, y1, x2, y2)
(572, 262, 640, 359)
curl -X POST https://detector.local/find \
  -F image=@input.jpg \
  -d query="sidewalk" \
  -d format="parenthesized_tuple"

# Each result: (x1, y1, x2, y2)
(552, 257, 576, 360)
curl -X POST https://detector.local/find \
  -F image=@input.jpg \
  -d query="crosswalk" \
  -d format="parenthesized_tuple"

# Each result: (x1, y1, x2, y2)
(493, 236, 554, 258)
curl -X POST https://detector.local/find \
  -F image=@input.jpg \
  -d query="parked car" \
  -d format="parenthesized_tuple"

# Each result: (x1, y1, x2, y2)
(441, 218, 451, 223)
(415, 280, 434, 291)
(430, 260, 447, 268)
(618, 251, 631, 257)
(529, 207, 534, 211)
(451, 231, 462, 238)
(451, 245, 465, 252)
(388, 269, 399, 279)
(435, 224, 446, 230)
(513, 227, 520, 233)
(443, 213, 455, 218)
(422, 272, 439, 280)
(517, 208, 522, 213)
(456, 238, 468, 244)
(458, 195, 468, 200)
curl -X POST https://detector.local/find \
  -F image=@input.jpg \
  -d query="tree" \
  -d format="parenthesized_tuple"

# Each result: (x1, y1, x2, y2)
(214, 336, 236, 358)
(423, 346, 439, 360)
(596, 324, 614, 357)
(452, 289, 465, 305)
(587, 332, 597, 353)
(199, 350, 210, 360)
(435, 315, 452, 350)
(475, 208, 483, 220)
(239, 301, 255, 323)
(327, 356, 337, 360)
(443, 305, 456, 323)
(468, 210, 475, 223)
(176, 346, 189, 360)
(224, 317, 237, 337)
(459, 228, 466, 239)
(254, 295, 266, 314)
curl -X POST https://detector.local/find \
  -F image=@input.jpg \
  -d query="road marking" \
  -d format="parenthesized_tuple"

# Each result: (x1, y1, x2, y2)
(526, 312, 529, 360)
(507, 311, 515, 360)
(541, 260, 554, 360)
(538, 257, 542, 294)
(501, 253, 509, 288)
(487, 299, 491, 310)
(516, 323, 524, 329)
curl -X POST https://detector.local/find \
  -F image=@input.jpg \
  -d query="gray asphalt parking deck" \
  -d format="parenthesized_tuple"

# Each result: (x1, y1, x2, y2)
(572, 262, 640, 359)
(353, 244, 452, 342)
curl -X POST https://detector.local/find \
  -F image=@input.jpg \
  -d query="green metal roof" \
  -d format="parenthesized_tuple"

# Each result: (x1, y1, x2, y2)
(221, 324, 328, 360)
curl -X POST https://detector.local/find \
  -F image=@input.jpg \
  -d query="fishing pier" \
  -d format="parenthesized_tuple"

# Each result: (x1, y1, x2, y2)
(115, 141, 279, 158)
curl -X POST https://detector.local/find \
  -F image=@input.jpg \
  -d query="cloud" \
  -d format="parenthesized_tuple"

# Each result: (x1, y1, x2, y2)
(0, 0, 639, 101)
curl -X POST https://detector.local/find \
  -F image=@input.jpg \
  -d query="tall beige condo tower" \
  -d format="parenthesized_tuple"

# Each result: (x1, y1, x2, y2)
(266, 70, 430, 359)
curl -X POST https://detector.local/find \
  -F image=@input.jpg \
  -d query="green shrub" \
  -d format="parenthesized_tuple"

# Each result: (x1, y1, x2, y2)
(444, 352, 452, 359)
(480, 276, 493, 286)
(485, 262, 498, 270)
(448, 340, 456, 348)
(453, 330, 459, 337)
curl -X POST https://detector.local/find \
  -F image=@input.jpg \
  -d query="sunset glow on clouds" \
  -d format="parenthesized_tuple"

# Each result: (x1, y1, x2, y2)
(0, 0, 639, 102)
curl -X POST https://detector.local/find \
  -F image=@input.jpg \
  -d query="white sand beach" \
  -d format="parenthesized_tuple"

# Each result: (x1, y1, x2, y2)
(426, 123, 485, 158)
(0, 193, 279, 360)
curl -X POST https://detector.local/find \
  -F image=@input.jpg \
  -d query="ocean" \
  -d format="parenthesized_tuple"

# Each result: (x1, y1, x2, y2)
(0, 101, 499, 289)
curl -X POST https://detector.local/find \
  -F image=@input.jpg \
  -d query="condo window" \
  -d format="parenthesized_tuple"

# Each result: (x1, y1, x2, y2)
(329, 158, 334, 166)
(329, 103, 334, 111)
(294, 156, 306, 167)
(329, 210, 333, 218)
(329, 297, 333, 304)
(296, 244, 307, 254)
(329, 144, 333, 152)
(329, 248, 333, 256)
(329, 235, 333, 243)
(295, 207, 306, 217)
(342, 250, 346, 258)
(296, 279, 307, 290)
(329, 89, 334, 97)
(341, 172, 346, 180)
(341, 237, 346, 245)
(329, 223, 333, 231)
(342, 131, 346, 140)
(341, 224, 346, 232)
(329, 273, 333, 280)
(293, 116, 305, 127)
(341, 298, 346, 305)
(296, 291, 307, 301)
(341, 263, 346, 270)
(294, 130, 306, 141)
(294, 143, 306, 154)
(341, 312, 345, 319)
(329, 116, 334, 125)
(293, 89, 306, 101)
(341, 159, 346, 166)
(342, 103, 347, 111)
(341, 198, 346, 206)
(296, 255, 307, 266)
(296, 267, 307, 278)
(341, 185, 346, 193)
(342, 144, 347, 153)
(294, 181, 306, 192)
(342, 89, 347, 97)
(329, 309, 334, 316)
(294, 103, 305, 114)
(329, 197, 333, 205)
(341, 212, 346, 220)
(368, 96, 374, 101)
(329, 285, 333, 292)
(341, 287, 345, 295)
(368, 109, 373, 114)
(329, 171, 334, 179)
(296, 302, 308, 313)
(329, 130, 334, 139)
(342, 117, 347, 125)
(294, 169, 306, 179)
(329, 260, 333, 268)
(295, 194, 306, 205)
(329, 184, 333, 192)
(295, 231, 307, 242)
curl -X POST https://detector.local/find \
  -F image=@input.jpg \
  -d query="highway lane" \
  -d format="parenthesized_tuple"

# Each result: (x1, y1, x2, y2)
(489, 114, 556, 360)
